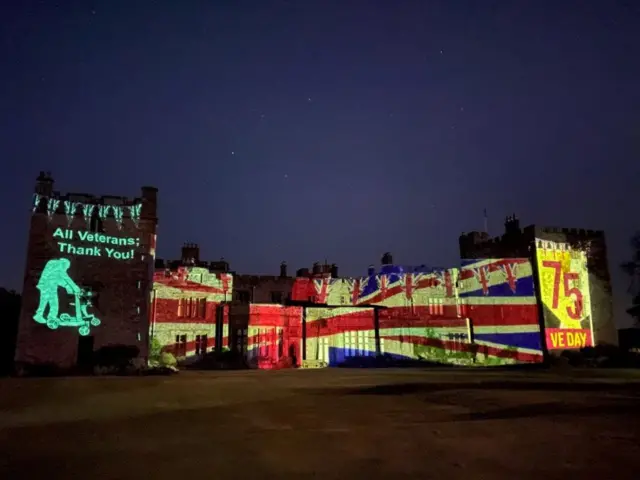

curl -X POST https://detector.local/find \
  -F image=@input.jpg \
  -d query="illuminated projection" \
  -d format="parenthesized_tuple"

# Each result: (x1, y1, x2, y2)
(53, 227, 140, 260)
(536, 240, 594, 350)
(33, 258, 101, 336)
(33, 194, 143, 228)
(240, 305, 302, 369)
(278, 259, 543, 367)
(149, 267, 233, 361)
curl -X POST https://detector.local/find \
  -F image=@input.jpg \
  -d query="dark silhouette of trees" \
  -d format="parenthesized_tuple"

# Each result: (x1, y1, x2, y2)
(621, 232, 640, 325)
(0, 288, 21, 375)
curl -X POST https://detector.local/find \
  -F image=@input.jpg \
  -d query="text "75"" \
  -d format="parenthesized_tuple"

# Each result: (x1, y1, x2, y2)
(541, 260, 584, 320)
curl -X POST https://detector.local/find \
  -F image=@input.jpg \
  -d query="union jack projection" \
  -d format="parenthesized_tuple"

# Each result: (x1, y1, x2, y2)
(149, 258, 544, 368)
(149, 266, 232, 359)
(241, 259, 543, 367)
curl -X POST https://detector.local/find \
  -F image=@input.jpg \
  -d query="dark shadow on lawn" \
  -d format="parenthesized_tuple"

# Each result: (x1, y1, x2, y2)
(333, 355, 551, 371)
(311, 380, 640, 397)
(453, 401, 640, 422)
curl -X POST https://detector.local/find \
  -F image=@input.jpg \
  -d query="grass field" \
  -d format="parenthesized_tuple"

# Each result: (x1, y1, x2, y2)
(1, 368, 640, 479)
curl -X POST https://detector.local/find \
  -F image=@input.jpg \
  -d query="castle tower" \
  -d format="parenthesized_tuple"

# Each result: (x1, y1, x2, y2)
(15, 172, 159, 372)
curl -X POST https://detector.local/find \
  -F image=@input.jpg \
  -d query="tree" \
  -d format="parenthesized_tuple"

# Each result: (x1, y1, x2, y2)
(621, 232, 640, 324)
(0, 288, 21, 375)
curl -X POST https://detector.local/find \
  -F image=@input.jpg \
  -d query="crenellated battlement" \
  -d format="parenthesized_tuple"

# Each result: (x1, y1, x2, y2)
(31, 171, 157, 229)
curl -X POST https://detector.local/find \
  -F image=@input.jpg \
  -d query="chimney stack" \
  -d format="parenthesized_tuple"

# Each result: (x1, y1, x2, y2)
(296, 267, 310, 277)
(330, 263, 338, 278)
(367, 264, 376, 276)
(280, 261, 287, 277)
(312, 262, 321, 275)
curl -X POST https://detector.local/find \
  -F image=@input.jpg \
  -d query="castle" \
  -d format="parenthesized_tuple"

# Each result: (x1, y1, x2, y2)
(14, 174, 617, 371)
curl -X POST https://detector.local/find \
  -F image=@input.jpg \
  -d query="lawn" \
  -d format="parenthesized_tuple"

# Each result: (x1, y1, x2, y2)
(1, 368, 639, 479)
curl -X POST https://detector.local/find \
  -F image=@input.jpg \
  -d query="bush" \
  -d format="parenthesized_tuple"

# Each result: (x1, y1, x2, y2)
(93, 344, 140, 374)
(557, 344, 640, 369)
(148, 337, 163, 364)
(160, 352, 177, 367)
(16, 362, 65, 377)
(560, 349, 585, 367)
(188, 349, 247, 370)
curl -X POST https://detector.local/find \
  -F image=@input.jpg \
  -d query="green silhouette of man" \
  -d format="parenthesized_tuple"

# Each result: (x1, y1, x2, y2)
(33, 258, 81, 325)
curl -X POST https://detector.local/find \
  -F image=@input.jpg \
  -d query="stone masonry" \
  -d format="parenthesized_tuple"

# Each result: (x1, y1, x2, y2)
(14, 172, 158, 369)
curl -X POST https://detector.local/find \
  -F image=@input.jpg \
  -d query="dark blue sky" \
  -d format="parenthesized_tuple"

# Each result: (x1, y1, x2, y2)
(1, 1, 638, 326)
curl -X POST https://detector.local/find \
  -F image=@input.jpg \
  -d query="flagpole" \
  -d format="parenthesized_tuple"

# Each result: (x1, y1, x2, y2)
(483, 208, 488, 234)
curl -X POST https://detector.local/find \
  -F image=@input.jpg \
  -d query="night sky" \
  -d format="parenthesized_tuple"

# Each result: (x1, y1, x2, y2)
(1, 1, 638, 326)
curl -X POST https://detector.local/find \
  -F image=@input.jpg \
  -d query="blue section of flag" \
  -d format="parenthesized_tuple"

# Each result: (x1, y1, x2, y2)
(360, 276, 378, 298)
(327, 346, 376, 366)
(474, 331, 542, 351)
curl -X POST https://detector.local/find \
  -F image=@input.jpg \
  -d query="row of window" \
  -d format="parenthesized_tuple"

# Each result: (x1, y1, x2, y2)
(177, 298, 207, 318)
(176, 293, 450, 315)
(174, 334, 209, 356)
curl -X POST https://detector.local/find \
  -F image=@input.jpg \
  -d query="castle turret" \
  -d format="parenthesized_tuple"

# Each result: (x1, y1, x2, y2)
(141, 185, 158, 221)
(504, 214, 520, 236)
(35, 171, 54, 197)
(181, 243, 200, 265)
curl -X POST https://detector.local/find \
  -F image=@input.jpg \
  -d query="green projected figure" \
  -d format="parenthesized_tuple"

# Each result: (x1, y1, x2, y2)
(34, 258, 101, 336)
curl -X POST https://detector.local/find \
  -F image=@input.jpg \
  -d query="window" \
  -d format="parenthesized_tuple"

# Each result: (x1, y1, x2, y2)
(175, 334, 187, 357)
(177, 298, 205, 318)
(236, 328, 247, 353)
(271, 291, 283, 303)
(195, 335, 208, 355)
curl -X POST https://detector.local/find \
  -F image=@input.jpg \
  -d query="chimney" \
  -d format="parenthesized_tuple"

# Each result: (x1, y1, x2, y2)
(280, 261, 287, 277)
(181, 242, 200, 265)
(381, 252, 393, 265)
(330, 263, 338, 278)
(312, 262, 321, 275)
(367, 264, 376, 276)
